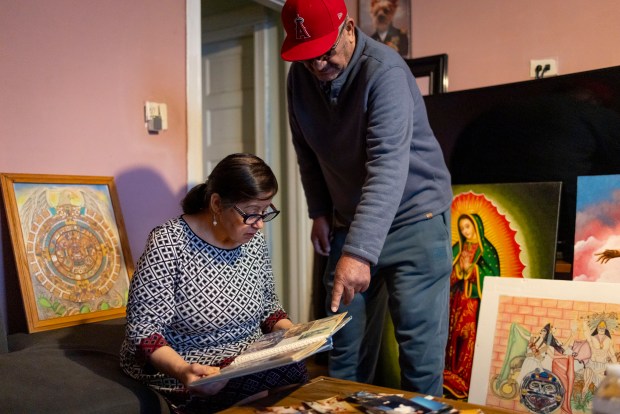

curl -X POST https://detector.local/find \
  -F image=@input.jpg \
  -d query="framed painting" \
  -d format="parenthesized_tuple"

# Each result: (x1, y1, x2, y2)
(0, 173, 133, 332)
(443, 182, 561, 399)
(375, 181, 562, 394)
(573, 174, 620, 283)
(470, 277, 620, 414)
(358, 0, 411, 58)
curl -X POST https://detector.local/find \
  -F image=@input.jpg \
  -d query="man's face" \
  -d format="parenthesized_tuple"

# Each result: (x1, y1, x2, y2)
(301, 20, 355, 82)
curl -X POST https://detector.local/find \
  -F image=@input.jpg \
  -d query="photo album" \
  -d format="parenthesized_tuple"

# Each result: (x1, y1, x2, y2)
(189, 312, 351, 390)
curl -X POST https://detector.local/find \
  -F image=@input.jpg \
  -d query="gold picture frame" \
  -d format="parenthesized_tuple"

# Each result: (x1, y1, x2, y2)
(0, 173, 133, 332)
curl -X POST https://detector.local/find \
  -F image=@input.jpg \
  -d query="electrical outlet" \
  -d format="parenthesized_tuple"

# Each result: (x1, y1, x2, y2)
(144, 101, 168, 132)
(530, 58, 558, 78)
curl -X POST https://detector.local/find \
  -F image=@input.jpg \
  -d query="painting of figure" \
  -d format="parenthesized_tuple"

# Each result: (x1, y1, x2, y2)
(470, 277, 620, 414)
(358, 0, 411, 58)
(444, 182, 561, 399)
(573, 174, 620, 282)
(376, 182, 561, 394)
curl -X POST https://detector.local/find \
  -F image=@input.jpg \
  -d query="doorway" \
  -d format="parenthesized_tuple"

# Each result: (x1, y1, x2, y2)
(187, 0, 313, 322)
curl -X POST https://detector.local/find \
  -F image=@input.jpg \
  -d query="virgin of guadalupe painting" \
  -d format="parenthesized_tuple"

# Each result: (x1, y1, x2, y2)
(573, 174, 620, 282)
(470, 277, 620, 414)
(443, 182, 561, 399)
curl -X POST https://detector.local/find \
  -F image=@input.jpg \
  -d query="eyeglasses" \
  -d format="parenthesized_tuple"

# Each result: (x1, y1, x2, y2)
(303, 19, 348, 63)
(233, 203, 280, 225)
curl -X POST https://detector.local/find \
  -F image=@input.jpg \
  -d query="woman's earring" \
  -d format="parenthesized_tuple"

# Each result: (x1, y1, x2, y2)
(212, 215, 217, 226)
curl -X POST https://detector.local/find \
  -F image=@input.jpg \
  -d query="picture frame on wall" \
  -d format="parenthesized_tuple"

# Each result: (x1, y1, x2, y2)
(358, 0, 411, 58)
(470, 277, 620, 414)
(0, 173, 133, 332)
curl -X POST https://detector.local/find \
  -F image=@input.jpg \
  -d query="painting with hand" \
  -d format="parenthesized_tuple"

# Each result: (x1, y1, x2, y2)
(573, 174, 620, 283)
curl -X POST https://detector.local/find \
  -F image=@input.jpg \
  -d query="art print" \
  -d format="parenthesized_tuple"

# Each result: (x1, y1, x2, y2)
(444, 182, 561, 399)
(1, 173, 133, 332)
(358, 0, 411, 58)
(573, 174, 620, 282)
(470, 277, 620, 414)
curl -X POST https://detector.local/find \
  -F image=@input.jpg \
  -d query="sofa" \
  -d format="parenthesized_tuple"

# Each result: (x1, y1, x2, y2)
(0, 315, 170, 413)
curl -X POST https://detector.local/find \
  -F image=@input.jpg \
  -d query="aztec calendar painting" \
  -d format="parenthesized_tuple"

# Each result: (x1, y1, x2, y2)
(12, 182, 131, 323)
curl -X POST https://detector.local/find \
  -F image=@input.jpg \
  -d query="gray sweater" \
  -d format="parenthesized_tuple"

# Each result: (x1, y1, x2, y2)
(287, 29, 452, 265)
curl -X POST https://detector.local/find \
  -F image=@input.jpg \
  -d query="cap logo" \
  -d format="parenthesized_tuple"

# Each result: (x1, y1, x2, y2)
(337, 12, 343, 20)
(294, 14, 311, 40)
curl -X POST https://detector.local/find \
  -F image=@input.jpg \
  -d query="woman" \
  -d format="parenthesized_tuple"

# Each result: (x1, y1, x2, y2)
(444, 213, 500, 399)
(120, 153, 308, 413)
(516, 323, 565, 385)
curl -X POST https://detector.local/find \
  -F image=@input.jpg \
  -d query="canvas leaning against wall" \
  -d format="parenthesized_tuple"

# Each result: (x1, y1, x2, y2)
(0, 173, 133, 332)
(573, 174, 620, 283)
(443, 182, 562, 399)
(470, 277, 620, 414)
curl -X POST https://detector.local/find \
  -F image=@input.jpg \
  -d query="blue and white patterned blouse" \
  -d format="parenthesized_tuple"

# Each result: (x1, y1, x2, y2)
(120, 217, 287, 391)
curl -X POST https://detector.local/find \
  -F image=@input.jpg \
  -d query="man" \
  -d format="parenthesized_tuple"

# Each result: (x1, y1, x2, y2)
(280, 0, 452, 395)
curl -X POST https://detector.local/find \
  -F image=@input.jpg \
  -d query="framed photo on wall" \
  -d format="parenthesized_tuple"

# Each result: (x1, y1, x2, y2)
(0, 173, 133, 332)
(357, 0, 411, 58)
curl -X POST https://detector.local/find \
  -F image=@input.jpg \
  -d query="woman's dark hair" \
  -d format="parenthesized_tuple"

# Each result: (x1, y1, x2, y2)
(181, 153, 278, 214)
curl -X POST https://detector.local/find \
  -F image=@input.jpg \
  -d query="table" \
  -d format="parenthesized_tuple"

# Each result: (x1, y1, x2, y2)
(220, 376, 516, 413)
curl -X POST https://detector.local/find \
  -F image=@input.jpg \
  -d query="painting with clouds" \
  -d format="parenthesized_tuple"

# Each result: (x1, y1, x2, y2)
(573, 174, 620, 282)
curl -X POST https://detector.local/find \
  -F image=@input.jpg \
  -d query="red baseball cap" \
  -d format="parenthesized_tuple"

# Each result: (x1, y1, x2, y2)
(280, 0, 348, 62)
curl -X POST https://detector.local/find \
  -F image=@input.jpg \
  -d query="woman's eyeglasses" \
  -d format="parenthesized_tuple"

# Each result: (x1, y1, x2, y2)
(233, 204, 280, 224)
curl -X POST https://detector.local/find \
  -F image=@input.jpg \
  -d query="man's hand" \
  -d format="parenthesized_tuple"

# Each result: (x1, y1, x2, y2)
(330, 253, 370, 312)
(311, 216, 331, 256)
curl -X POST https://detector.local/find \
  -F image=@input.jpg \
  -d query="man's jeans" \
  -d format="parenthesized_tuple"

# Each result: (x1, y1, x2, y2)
(323, 210, 451, 396)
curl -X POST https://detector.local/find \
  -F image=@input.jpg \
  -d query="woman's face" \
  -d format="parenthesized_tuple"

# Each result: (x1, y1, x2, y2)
(219, 196, 274, 246)
(459, 217, 476, 241)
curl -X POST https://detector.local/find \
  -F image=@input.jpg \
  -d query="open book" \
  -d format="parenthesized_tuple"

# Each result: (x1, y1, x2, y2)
(189, 312, 350, 390)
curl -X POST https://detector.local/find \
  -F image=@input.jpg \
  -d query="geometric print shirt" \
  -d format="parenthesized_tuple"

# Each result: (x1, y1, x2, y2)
(120, 216, 288, 391)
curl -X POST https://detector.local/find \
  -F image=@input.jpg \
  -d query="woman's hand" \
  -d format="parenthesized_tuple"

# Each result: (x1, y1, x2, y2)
(181, 363, 228, 395)
(150, 346, 228, 395)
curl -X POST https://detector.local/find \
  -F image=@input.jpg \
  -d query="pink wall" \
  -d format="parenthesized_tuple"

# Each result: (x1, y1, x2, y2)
(413, 0, 620, 91)
(0, 0, 187, 331)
